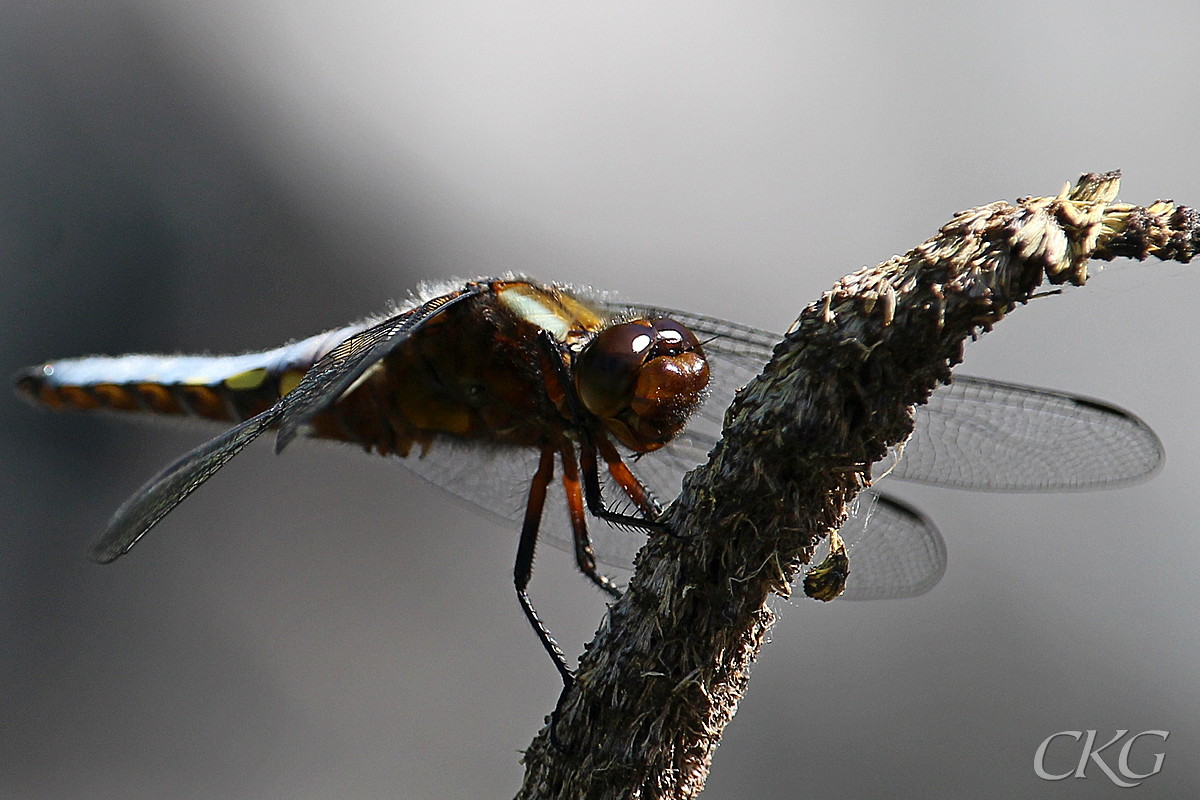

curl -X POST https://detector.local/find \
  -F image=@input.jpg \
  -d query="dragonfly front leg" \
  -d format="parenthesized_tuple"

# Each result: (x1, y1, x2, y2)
(515, 447, 574, 688)
(579, 434, 666, 532)
(559, 445, 622, 599)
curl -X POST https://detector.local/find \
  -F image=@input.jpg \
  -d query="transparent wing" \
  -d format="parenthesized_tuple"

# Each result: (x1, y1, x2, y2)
(91, 406, 284, 563)
(612, 429, 947, 598)
(877, 375, 1164, 491)
(617, 303, 1163, 495)
(93, 286, 483, 562)
(823, 492, 946, 601)
(399, 439, 946, 599)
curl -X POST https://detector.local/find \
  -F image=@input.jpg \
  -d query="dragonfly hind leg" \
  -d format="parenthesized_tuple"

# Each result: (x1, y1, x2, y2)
(515, 447, 574, 687)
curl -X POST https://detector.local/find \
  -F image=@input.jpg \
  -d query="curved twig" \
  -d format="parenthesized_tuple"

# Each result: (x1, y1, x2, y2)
(516, 172, 1200, 800)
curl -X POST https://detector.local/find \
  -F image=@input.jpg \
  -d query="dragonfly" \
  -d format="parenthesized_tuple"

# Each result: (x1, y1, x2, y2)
(13, 277, 1163, 686)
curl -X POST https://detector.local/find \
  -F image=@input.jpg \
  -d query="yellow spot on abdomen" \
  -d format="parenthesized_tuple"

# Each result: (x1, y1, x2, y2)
(279, 370, 304, 396)
(224, 368, 268, 391)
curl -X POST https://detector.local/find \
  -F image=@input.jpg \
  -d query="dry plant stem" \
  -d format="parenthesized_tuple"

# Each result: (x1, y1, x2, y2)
(516, 172, 1200, 800)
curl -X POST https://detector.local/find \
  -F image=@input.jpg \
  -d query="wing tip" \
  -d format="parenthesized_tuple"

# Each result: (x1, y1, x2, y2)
(87, 541, 123, 564)
(274, 425, 297, 454)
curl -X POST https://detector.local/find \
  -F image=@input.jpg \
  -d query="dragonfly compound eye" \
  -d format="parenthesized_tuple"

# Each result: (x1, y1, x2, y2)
(575, 318, 709, 451)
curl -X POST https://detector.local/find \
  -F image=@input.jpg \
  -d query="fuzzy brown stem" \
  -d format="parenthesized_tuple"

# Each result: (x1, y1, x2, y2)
(516, 171, 1196, 799)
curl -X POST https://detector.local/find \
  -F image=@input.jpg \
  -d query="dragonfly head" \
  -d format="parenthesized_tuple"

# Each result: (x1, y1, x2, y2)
(574, 317, 709, 452)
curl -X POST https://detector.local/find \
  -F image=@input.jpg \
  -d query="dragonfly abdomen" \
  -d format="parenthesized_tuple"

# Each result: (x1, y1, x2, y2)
(16, 354, 290, 422)
(14, 326, 363, 424)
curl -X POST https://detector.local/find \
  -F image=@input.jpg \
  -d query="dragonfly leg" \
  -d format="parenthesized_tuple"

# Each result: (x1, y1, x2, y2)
(548, 681, 578, 753)
(594, 436, 662, 516)
(579, 434, 668, 532)
(560, 445, 622, 599)
(593, 435, 701, 542)
(515, 447, 574, 688)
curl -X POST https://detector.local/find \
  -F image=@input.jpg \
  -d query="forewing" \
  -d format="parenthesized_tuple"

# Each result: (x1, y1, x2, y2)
(91, 406, 283, 563)
(275, 283, 487, 452)
(618, 303, 1163, 493)
(879, 375, 1164, 490)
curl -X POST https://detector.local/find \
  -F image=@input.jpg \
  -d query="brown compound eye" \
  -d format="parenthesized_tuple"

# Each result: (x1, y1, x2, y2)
(574, 318, 709, 452)
(574, 321, 656, 419)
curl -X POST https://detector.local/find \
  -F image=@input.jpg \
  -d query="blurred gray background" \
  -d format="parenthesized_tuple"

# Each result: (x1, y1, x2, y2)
(3, 2, 1199, 798)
